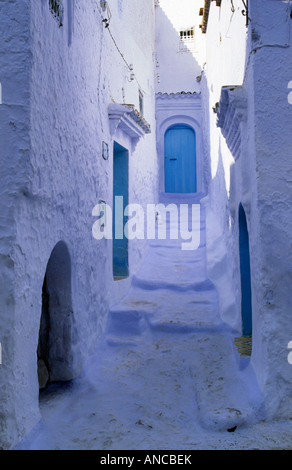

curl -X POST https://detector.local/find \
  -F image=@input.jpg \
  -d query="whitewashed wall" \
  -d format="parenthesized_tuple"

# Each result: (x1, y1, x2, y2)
(0, 0, 158, 449)
(246, 0, 292, 420)
(200, 0, 248, 334)
(155, 0, 204, 94)
(0, 0, 33, 449)
(155, 0, 207, 196)
(202, 0, 292, 420)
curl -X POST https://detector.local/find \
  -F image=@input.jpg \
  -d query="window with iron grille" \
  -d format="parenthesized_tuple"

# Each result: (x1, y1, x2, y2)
(179, 27, 195, 52)
(49, 0, 64, 27)
(180, 27, 194, 41)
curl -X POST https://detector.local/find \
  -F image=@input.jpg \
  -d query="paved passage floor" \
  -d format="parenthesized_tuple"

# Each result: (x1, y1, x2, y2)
(16, 196, 292, 450)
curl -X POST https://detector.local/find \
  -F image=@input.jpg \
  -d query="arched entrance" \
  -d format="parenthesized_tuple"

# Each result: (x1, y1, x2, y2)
(239, 204, 252, 337)
(37, 241, 75, 390)
(164, 124, 197, 193)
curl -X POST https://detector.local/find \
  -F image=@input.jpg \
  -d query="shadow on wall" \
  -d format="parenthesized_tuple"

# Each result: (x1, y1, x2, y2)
(202, 139, 240, 332)
(155, 5, 202, 94)
(200, 72, 212, 190)
(155, 4, 210, 194)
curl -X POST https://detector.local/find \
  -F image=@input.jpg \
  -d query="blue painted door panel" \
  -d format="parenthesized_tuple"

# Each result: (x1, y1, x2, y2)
(113, 142, 129, 278)
(239, 204, 252, 337)
(164, 124, 197, 193)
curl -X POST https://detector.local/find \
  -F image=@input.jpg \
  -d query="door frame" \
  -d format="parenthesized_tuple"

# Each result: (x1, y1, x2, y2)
(156, 92, 204, 195)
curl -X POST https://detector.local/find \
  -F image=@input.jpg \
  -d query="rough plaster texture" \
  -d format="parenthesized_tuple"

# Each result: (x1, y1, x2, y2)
(154, 0, 292, 423)
(247, 0, 292, 419)
(201, 3, 250, 334)
(1, 0, 292, 451)
(202, 0, 292, 420)
(15, 195, 280, 452)
(0, 0, 33, 448)
(0, 0, 158, 449)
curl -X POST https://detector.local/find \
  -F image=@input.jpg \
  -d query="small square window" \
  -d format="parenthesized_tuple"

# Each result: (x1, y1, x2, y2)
(179, 26, 195, 53)
(180, 27, 194, 41)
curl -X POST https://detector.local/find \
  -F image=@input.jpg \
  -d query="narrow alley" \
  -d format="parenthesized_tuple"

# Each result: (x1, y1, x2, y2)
(1, 0, 292, 451)
(16, 196, 291, 450)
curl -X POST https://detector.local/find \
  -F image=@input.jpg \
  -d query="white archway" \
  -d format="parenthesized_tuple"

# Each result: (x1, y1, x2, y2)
(155, 93, 205, 195)
(157, 115, 204, 194)
(37, 241, 77, 390)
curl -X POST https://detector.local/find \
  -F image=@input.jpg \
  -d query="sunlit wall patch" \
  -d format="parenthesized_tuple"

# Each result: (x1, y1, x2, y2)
(288, 81, 292, 105)
(288, 341, 292, 365)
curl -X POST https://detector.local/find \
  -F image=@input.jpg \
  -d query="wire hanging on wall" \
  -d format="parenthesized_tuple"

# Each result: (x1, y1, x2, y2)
(100, 1, 144, 90)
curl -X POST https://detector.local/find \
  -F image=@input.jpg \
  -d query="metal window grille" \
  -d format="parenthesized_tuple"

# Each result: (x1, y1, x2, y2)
(179, 27, 195, 52)
(180, 27, 195, 41)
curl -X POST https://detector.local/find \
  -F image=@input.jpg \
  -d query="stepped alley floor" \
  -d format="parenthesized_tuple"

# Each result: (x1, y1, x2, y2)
(16, 195, 292, 450)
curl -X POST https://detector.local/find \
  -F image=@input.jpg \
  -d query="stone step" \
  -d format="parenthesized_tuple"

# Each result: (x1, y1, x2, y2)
(131, 275, 216, 293)
(188, 333, 264, 431)
(107, 285, 222, 339)
(159, 192, 206, 204)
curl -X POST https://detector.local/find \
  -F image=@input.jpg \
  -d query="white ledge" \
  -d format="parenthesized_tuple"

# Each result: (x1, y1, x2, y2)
(216, 86, 247, 161)
(108, 103, 151, 141)
(156, 92, 201, 100)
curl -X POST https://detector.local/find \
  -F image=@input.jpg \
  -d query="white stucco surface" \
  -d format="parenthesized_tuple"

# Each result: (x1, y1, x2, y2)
(14, 197, 292, 450)
(155, 0, 204, 94)
(0, 0, 158, 449)
(201, 0, 292, 421)
(1, 0, 292, 451)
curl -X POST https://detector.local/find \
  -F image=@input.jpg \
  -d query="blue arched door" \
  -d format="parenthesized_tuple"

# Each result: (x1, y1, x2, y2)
(164, 124, 197, 193)
(239, 204, 252, 337)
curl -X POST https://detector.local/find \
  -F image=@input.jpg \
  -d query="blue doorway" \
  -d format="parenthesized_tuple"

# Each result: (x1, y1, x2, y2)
(113, 142, 129, 279)
(239, 204, 252, 337)
(164, 124, 197, 193)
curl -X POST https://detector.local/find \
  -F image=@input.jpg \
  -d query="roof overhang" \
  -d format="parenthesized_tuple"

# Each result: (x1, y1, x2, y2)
(199, 0, 222, 34)
(108, 103, 151, 140)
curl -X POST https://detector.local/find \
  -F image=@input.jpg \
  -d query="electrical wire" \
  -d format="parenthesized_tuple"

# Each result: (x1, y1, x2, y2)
(107, 25, 131, 71)
(100, 3, 144, 92)
(106, 25, 144, 91)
